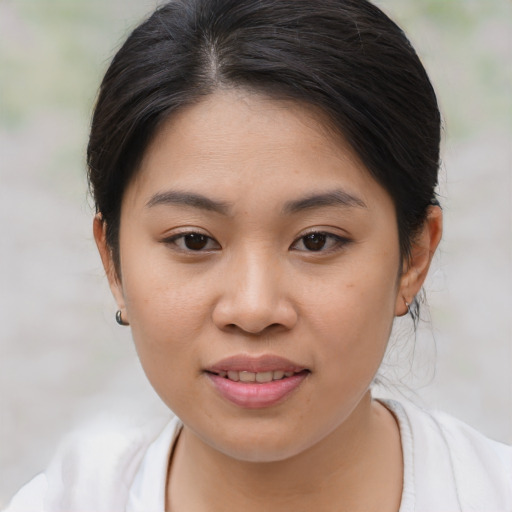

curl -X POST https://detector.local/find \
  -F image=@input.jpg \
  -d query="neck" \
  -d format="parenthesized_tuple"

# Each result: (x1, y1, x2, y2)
(167, 392, 403, 512)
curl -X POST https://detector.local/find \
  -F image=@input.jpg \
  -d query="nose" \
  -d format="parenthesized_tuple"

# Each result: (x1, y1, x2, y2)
(212, 250, 298, 335)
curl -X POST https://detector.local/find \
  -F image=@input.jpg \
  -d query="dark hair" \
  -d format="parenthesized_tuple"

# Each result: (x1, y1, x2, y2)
(88, 0, 440, 290)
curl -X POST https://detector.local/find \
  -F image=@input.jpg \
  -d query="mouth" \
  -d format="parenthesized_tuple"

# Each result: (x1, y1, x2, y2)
(206, 369, 307, 383)
(204, 355, 310, 409)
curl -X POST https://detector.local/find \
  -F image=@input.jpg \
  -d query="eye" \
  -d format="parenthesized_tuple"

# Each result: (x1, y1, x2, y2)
(291, 231, 349, 252)
(164, 232, 220, 252)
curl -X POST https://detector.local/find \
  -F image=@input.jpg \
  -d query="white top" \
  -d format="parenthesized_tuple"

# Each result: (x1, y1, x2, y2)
(4, 400, 512, 512)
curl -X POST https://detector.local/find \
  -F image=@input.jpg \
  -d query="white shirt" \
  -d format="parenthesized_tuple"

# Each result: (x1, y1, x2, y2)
(4, 400, 512, 512)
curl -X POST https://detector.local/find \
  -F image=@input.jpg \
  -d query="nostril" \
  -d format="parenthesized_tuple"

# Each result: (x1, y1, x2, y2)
(212, 297, 298, 334)
(221, 322, 290, 337)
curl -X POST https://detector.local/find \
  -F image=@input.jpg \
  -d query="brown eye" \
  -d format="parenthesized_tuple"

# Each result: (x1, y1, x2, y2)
(183, 233, 209, 250)
(302, 233, 327, 251)
(290, 231, 350, 253)
(164, 232, 220, 252)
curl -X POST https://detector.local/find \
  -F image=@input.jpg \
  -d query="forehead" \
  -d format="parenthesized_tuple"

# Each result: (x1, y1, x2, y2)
(126, 90, 390, 212)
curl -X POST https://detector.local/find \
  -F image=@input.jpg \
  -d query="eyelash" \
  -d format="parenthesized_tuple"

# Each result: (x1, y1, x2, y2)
(163, 231, 220, 252)
(290, 231, 351, 253)
(162, 230, 350, 254)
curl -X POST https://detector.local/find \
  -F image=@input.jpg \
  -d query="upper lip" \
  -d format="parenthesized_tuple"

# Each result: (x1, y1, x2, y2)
(205, 354, 308, 374)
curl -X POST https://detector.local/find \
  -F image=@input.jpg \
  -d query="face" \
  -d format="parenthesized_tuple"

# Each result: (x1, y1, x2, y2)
(100, 90, 412, 462)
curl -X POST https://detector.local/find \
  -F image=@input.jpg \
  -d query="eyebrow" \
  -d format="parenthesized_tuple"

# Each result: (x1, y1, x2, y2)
(145, 188, 366, 216)
(282, 189, 367, 214)
(145, 190, 232, 215)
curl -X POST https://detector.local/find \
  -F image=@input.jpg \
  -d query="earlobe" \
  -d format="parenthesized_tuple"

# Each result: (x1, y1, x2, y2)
(93, 214, 128, 320)
(395, 206, 443, 316)
(396, 297, 411, 317)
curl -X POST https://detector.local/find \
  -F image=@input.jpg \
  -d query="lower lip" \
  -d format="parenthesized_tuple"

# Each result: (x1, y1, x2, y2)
(207, 371, 309, 409)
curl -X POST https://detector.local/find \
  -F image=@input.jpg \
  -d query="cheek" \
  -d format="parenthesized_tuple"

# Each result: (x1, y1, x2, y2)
(306, 253, 399, 373)
(119, 252, 214, 379)
(292, 270, 397, 441)
(120, 235, 209, 324)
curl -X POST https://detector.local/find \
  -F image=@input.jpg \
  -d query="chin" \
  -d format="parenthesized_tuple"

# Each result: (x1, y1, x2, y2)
(217, 439, 308, 463)
(194, 419, 322, 464)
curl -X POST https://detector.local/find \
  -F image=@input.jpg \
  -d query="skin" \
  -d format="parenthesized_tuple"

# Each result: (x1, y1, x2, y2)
(94, 89, 442, 512)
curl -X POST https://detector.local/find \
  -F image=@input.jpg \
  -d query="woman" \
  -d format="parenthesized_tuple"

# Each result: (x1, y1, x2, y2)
(5, 0, 511, 510)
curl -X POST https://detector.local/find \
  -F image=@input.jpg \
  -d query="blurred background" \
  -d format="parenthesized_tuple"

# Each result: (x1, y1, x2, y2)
(0, 0, 511, 505)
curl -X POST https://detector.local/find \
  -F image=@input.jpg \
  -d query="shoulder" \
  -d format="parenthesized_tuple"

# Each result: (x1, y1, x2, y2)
(383, 399, 512, 511)
(3, 415, 180, 512)
(398, 399, 512, 475)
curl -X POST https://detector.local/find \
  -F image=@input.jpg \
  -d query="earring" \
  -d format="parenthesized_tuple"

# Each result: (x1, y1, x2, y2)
(115, 310, 129, 326)
(398, 298, 410, 317)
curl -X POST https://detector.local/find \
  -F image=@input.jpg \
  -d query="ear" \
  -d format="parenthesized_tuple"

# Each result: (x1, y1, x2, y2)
(395, 205, 443, 316)
(93, 214, 128, 322)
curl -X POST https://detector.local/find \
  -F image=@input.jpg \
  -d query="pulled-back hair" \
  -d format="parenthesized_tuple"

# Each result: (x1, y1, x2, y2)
(88, 0, 440, 290)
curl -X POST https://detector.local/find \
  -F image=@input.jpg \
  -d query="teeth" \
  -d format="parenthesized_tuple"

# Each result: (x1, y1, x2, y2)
(255, 371, 273, 383)
(219, 370, 297, 382)
(239, 371, 256, 382)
